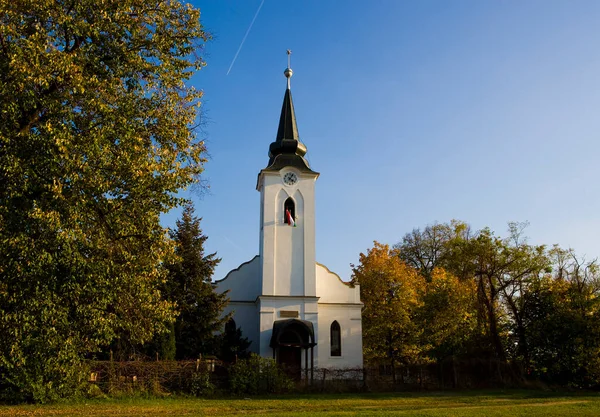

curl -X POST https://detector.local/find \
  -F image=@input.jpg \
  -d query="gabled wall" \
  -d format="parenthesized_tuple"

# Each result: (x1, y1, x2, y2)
(315, 263, 363, 368)
(215, 256, 261, 352)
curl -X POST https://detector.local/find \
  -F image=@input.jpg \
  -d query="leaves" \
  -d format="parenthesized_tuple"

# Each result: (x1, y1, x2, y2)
(351, 242, 424, 367)
(0, 0, 209, 402)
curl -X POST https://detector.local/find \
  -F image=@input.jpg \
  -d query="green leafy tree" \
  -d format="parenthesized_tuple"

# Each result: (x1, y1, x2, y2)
(0, 0, 208, 402)
(164, 204, 229, 359)
(523, 249, 600, 386)
(396, 220, 472, 281)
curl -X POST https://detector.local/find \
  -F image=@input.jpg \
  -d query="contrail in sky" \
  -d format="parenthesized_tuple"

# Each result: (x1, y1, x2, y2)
(226, 0, 265, 75)
(223, 235, 244, 252)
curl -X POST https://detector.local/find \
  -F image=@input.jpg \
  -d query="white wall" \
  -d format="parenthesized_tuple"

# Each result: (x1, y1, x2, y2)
(316, 304, 363, 368)
(214, 256, 261, 302)
(316, 263, 361, 304)
(215, 256, 262, 353)
(314, 263, 363, 368)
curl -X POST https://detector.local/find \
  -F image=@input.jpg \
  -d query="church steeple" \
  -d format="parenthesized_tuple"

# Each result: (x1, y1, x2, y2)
(265, 51, 316, 174)
(274, 74, 300, 143)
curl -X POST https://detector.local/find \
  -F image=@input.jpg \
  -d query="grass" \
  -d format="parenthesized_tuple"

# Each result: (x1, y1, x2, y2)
(1, 390, 600, 416)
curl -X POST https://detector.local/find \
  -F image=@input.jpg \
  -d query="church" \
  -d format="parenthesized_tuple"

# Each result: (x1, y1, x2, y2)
(215, 63, 363, 377)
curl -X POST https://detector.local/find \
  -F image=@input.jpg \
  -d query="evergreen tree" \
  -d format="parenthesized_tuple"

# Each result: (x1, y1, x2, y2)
(164, 204, 229, 359)
(145, 322, 177, 361)
(219, 319, 252, 363)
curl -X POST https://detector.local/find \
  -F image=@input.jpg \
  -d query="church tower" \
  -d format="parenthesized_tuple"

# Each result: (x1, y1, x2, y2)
(257, 63, 319, 298)
(254, 60, 321, 363)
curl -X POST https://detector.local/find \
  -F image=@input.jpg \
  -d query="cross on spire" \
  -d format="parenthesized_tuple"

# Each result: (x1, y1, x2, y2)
(284, 50, 293, 90)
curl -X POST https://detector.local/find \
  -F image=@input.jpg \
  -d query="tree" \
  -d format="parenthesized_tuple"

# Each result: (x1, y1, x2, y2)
(351, 242, 424, 382)
(417, 268, 479, 363)
(163, 204, 229, 359)
(0, 0, 208, 402)
(396, 220, 472, 281)
(522, 249, 600, 386)
(219, 319, 252, 363)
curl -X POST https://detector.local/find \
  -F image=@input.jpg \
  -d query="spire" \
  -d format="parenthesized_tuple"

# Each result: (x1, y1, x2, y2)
(275, 73, 299, 142)
(275, 50, 300, 143)
(266, 50, 315, 173)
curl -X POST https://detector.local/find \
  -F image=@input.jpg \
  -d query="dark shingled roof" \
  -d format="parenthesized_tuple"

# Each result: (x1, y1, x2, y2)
(263, 82, 317, 175)
(270, 318, 316, 348)
(276, 88, 299, 142)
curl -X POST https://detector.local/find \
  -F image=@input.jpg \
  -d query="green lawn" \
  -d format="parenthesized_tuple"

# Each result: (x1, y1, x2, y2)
(2, 391, 599, 416)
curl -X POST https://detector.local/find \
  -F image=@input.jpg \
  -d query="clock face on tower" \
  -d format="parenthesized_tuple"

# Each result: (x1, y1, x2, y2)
(283, 172, 298, 186)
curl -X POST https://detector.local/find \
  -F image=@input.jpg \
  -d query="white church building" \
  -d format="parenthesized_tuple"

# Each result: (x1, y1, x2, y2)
(215, 64, 363, 377)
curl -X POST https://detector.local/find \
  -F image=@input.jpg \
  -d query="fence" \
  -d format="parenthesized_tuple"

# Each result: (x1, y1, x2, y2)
(88, 359, 226, 395)
(87, 358, 525, 396)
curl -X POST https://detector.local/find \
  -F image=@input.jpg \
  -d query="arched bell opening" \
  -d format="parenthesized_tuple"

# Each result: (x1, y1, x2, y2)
(284, 197, 295, 225)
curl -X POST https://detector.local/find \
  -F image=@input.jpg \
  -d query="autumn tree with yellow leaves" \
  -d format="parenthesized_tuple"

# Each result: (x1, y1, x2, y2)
(351, 242, 424, 382)
(352, 242, 479, 380)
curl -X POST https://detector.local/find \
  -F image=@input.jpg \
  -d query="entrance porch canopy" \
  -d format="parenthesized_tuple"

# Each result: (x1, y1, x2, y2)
(269, 319, 316, 348)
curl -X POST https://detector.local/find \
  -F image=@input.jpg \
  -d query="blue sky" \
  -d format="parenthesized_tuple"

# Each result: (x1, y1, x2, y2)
(164, 0, 600, 281)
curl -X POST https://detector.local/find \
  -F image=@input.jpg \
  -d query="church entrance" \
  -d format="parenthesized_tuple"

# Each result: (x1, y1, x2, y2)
(278, 346, 302, 379)
(270, 319, 316, 382)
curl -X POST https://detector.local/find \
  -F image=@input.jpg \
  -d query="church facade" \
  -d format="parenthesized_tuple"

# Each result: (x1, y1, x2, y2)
(215, 66, 363, 375)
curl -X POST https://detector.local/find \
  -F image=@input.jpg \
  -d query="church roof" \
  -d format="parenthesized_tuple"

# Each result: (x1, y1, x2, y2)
(276, 87, 299, 142)
(263, 64, 318, 175)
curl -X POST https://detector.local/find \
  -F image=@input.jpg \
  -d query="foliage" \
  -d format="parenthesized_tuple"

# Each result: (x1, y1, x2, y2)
(189, 370, 215, 397)
(449, 225, 549, 362)
(162, 204, 229, 359)
(146, 322, 177, 361)
(351, 242, 424, 377)
(416, 268, 479, 362)
(396, 220, 472, 280)
(522, 248, 600, 387)
(392, 220, 600, 387)
(228, 354, 294, 396)
(0, 0, 208, 402)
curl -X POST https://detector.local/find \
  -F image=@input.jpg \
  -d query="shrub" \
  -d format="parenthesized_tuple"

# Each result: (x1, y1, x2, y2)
(228, 354, 293, 395)
(190, 370, 215, 396)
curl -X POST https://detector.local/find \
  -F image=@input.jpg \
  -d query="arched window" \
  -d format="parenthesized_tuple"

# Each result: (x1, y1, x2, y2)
(284, 197, 295, 224)
(330, 321, 341, 356)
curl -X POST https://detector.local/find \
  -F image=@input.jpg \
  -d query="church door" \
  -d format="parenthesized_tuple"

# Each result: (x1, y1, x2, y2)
(278, 346, 302, 379)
